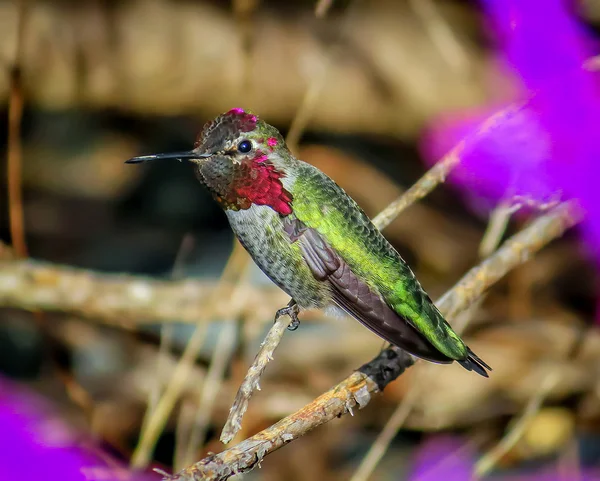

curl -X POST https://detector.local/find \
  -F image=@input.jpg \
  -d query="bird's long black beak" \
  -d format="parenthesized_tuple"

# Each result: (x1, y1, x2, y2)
(124, 151, 212, 164)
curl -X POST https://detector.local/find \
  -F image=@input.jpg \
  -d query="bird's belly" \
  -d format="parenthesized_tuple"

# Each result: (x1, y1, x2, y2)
(225, 206, 329, 309)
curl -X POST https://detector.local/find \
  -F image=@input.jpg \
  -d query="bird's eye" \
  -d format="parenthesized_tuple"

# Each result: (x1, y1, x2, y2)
(237, 140, 252, 154)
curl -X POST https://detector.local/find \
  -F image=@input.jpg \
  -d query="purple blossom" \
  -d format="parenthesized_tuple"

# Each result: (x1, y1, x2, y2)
(420, 0, 600, 257)
(409, 435, 600, 480)
(409, 435, 474, 481)
(0, 377, 160, 481)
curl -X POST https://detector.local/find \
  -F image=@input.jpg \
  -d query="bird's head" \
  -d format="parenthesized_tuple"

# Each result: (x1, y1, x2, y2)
(126, 108, 293, 215)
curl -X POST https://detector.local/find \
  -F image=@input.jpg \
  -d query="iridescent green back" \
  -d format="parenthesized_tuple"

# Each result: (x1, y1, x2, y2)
(290, 161, 468, 360)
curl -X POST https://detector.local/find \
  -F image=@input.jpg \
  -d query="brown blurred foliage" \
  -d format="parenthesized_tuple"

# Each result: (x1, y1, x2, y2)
(1, 0, 600, 480)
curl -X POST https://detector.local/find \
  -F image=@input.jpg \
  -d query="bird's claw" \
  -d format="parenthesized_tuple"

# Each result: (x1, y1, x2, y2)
(287, 317, 300, 331)
(275, 300, 301, 331)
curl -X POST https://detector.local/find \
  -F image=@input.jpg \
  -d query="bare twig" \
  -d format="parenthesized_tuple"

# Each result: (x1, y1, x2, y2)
(132, 319, 211, 468)
(178, 264, 252, 469)
(372, 105, 521, 230)
(435, 202, 581, 319)
(170, 350, 414, 481)
(143, 234, 196, 470)
(168, 201, 582, 481)
(285, 0, 348, 150)
(408, 0, 470, 75)
(175, 399, 198, 473)
(177, 319, 238, 469)
(219, 310, 294, 444)
(7, 0, 29, 257)
(315, 0, 334, 18)
(232, 0, 259, 95)
(349, 383, 422, 481)
(479, 198, 515, 258)
(149, 235, 196, 414)
(474, 372, 560, 478)
(285, 56, 331, 152)
(0, 260, 286, 326)
(479, 193, 563, 259)
(131, 242, 250, 469)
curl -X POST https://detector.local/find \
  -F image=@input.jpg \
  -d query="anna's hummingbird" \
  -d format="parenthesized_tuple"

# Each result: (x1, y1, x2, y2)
(126, 108, 491, 377)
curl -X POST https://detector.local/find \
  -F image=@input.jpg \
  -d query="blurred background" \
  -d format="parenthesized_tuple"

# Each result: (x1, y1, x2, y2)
(1, 0, 600, 480)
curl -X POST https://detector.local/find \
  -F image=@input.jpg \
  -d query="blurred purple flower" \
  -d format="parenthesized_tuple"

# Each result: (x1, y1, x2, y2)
(409, 435, 600, 481)
(0, 377, 160, 481)
(420, 0, 600, 257)
(409, 435, 474, 481)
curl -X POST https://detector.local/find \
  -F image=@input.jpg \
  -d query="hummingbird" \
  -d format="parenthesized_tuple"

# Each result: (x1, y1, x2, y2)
(126, 108, 491, 377)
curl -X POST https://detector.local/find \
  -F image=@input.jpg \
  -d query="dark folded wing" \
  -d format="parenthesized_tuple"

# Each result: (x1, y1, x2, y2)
(291, 221, 453, 364)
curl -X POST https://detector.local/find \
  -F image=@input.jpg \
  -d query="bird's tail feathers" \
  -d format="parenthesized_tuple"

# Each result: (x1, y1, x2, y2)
(457, 348, 492, 378)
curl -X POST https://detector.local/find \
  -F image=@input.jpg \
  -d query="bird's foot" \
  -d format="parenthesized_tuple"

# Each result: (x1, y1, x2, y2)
(275, 299, 301, 331)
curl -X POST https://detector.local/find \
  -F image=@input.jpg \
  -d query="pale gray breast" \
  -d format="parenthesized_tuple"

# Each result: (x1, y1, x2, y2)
(225, 206, 329, 309)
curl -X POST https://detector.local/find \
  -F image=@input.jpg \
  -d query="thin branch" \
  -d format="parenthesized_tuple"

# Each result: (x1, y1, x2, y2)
(315, 0, 334, 18)
(169, 350, 414, 481)
(178, 319, 238, 470)
(372, 105, 521, 231)
(435, 202, 581, 319)
(479, 193, 562, 259)
(7, 0, 29, 257)
(131, 317, 211, 468)
(349, 383, 422, 481)
(285, 56, 331, 151)
(408, 0, 470, 75)
(130, 243, 250, 469)
(167, 200, 582, 481)
(285, 0, 348, 150)
(231, 0, 259, 95)
(0, 259, 286, 326)
(178, 262, 252, 469)
(474, 372, 560, 478)
(219, 311, 293, 444)
(149, 235, 196, 414)
(479, 198, 515, 258)
(144, 234, 196, 471)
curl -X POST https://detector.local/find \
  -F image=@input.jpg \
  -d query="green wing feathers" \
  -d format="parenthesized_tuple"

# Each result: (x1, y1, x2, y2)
(291, 163, 469, 361)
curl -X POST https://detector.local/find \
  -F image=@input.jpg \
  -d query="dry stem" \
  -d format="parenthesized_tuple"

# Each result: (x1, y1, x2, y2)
(177, 256, 252, 469)
(285, 0, 354, 151)
(474, 372, 560, 477)
(408, 0, 470, 75)
(349, 383, 422, 481)
(0, 259, 284, 326)
(219, 311, 295, 444)
(130, 243, 250, 469)
(372, 105, 521, 230)
(149, 235, 196, 414)
(315, 0, 334, 18)
(170, 350, 414, 481)
(168, 201, 582, 481)
(7, 0, 29, 257)
(178, 318, 238, 469)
